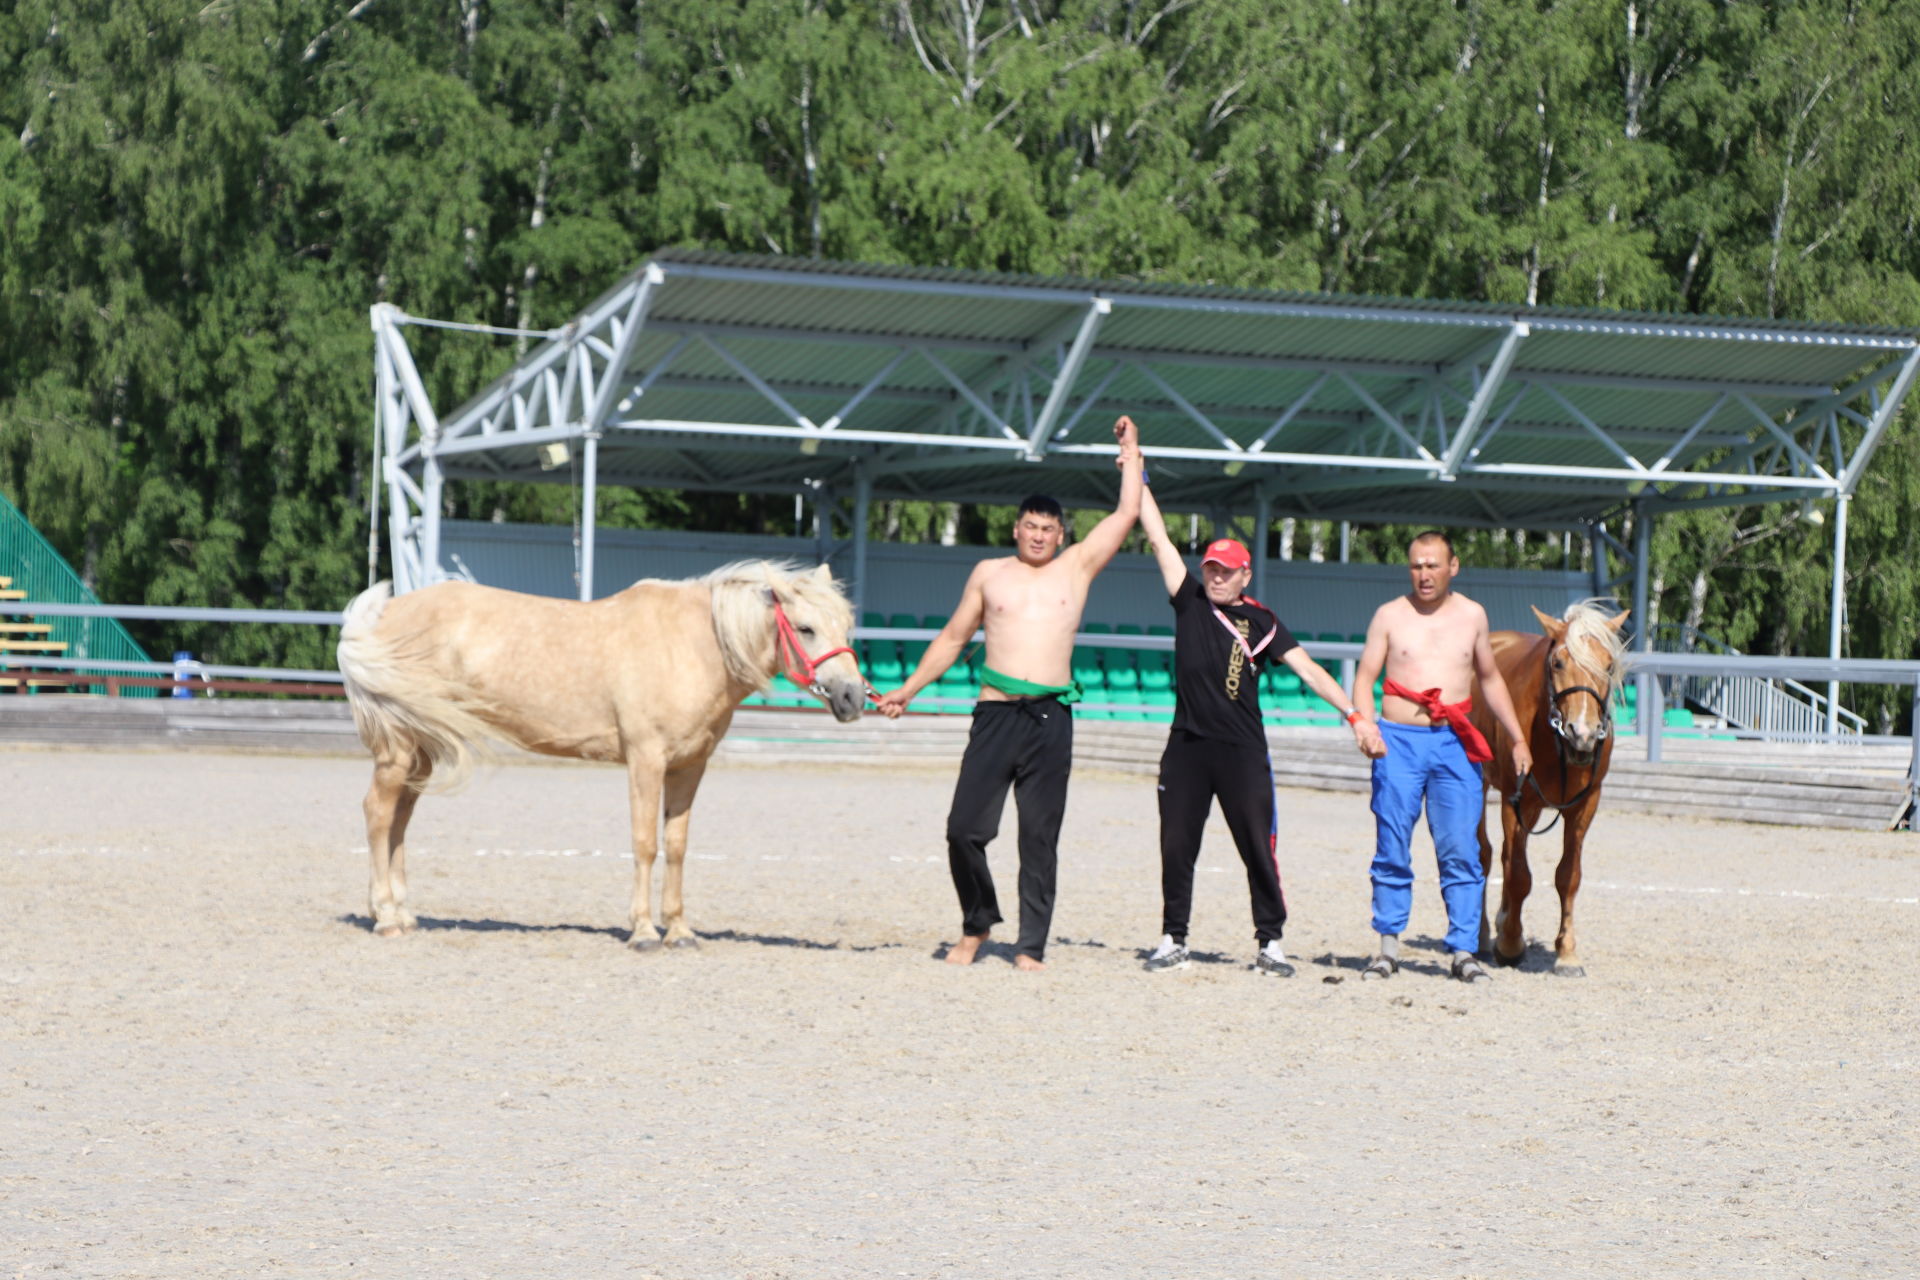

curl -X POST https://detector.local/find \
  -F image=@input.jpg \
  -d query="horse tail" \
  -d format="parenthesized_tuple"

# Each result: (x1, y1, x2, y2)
(336, 582, 498, 792)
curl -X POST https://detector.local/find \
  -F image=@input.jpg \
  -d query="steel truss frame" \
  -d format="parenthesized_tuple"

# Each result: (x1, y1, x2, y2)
(372, 253, 1920, 600)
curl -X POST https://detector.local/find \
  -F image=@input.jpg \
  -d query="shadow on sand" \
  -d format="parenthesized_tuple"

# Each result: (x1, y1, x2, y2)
(340, 915, 914, 953)
(336, 913, 627, 940)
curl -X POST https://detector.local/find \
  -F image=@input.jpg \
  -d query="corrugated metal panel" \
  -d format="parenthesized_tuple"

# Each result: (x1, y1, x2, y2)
(407, 249, 1919, 528)
(648, 247, 1918, 341)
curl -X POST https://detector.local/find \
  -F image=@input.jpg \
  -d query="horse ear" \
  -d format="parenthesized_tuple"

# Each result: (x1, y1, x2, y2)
(1606, 609, 1630, 631)
(811, 563, 833, 583)
(1530, 604, 1566, 638)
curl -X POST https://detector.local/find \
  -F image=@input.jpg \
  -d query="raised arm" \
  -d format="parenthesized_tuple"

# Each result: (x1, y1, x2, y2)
(1064, 415, 1144, 579)
(874, 563, 988, 719)
(1472, 613, 1533, 775)
(1135, 483, 1188, 598)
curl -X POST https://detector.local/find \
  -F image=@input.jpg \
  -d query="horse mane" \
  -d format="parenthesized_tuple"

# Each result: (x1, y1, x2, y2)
(1557, 597, 1632, 689)
(705, 559, 852, 692)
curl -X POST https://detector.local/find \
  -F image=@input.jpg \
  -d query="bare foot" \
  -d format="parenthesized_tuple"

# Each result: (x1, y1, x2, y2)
(1014, 954, 1046, 972)
(945, 933, 988, 965)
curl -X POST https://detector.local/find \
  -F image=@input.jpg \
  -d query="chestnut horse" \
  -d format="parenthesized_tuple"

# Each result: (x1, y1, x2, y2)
(336, 560, 866, 948)
(1471, 600, 1630, 976)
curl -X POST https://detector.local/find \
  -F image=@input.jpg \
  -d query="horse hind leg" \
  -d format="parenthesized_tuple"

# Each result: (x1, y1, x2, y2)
(363, 753, 426, 936)
(625, 755, 664, 952)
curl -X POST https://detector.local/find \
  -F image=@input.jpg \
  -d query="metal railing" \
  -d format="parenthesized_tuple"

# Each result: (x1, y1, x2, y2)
(6, 600, 1920, 817)
(1652, 623, 1866, 739)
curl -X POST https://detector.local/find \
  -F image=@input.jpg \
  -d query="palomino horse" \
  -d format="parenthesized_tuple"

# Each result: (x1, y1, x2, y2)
(1471, 600, 1630, 976)
(336, 560, 866, 947)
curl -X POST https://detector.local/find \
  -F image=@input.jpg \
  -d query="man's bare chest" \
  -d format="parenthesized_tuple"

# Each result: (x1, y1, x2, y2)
(1389, 613, 1475, 669)
(983, 568, 1080, 619)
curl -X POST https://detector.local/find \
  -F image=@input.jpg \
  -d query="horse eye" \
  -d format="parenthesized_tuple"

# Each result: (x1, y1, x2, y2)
(798, 625, 815, 637)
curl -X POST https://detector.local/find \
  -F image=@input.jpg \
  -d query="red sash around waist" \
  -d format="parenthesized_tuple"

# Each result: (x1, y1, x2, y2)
(1382, 677, 1494, 764)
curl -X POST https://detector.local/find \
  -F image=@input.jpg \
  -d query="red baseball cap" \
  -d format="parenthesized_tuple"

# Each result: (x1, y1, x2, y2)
(1201, 538, 1251, 571)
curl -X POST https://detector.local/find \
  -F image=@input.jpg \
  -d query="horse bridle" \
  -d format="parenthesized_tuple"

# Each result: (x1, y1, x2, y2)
(771, 601, 876, 702)
(1509, 642, 1613, 835)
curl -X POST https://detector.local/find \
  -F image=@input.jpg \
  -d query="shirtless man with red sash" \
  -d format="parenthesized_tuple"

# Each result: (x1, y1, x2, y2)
(1351, 531, 1532, 983)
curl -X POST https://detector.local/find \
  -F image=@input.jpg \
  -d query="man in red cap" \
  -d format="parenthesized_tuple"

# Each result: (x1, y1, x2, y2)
(1133, 480, 1384, 976)
(1351, 531, 1531, 983)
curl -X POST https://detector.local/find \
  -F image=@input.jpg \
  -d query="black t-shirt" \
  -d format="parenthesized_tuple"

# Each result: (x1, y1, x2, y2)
(1168, 572, 1299, 748)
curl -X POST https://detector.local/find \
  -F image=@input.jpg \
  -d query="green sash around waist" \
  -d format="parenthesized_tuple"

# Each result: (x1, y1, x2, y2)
(980, 664, 1082, 705)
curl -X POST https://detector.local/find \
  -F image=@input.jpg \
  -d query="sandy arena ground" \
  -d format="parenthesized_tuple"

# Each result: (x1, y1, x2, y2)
(2, 744, 1917, 1278)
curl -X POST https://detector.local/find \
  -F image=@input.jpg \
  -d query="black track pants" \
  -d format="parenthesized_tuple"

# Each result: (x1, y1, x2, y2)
(945, 698, 1073, 960)
(1157, 730, 1285, 943)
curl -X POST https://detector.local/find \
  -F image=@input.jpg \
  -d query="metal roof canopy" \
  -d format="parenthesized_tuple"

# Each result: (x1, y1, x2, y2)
(371, 248, 1920, 599)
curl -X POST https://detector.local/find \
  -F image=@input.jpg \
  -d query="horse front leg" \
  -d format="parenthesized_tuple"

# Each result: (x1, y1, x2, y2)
(625, 754, 665, 951)
(1492, 796, 1533, 966)
(363, 755, 422, 936)
(658, 758, 710, 949)
(1552, 805, 1596, 976)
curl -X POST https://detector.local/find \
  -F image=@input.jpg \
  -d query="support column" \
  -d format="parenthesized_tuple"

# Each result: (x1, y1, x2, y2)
(813, 483, 832, 566)
(1828, 494, 1850, 737)
(1907, 676, 1920, 824)
(1631, 503, 1657, 761)
(373, 309, 418, 593)
(421, 450, 445, 587)
(1252, 492, 1270, 605)
(579, 433, 600, 601)
(851, 466, 872, 619)
(1588, 522, 1607, 600)
(1339, 520, 1351, 563)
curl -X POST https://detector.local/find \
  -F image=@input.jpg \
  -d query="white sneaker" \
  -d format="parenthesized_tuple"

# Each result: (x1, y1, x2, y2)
(1255, 939, 1295, 977)
(1143, 934, 1190, 971)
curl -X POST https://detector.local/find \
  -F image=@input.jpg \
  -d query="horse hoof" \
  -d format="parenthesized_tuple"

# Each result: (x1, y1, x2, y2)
(1493, 948, 1525, 967)
(628, 935, 663, 953)
(374, 924, 405, 938)
(666, 935, 700, 951)
(1553, 964, 1587, 978)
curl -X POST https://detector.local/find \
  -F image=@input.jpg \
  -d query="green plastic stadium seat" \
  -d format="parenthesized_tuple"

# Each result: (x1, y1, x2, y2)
(1072, 647, 1109, 719)
(862, 640, 904, 686)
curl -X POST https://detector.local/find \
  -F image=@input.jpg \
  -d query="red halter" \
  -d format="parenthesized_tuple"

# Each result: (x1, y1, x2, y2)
(771, 601, 871, 700)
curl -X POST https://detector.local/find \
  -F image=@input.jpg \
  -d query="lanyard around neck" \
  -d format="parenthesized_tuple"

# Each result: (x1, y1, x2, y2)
(1209, 602, 1273, 665)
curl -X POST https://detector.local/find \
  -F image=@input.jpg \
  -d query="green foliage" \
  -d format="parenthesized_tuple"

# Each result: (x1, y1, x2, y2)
(0, 0, 1918, 719)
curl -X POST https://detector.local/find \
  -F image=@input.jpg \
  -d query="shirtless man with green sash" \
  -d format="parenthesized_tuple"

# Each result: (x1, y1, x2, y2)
(876, 416, 1146, 970)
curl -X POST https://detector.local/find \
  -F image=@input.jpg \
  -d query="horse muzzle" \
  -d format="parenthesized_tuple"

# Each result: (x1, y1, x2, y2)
(819, 679, 867, 723)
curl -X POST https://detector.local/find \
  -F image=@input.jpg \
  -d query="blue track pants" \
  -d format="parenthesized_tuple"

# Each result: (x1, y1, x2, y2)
(1368, 720, 1485, 954)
